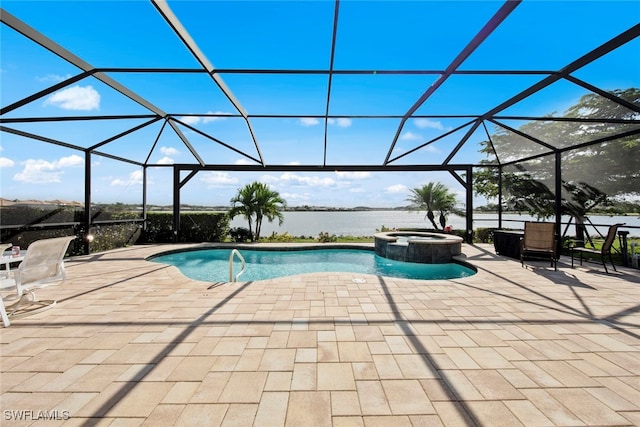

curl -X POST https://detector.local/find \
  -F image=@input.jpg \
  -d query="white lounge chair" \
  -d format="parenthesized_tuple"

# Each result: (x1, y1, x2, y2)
(4, 236, 75, 322)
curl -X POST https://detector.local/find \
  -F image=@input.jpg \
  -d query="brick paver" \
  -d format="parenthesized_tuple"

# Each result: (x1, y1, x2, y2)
(1, 243, 639, 426)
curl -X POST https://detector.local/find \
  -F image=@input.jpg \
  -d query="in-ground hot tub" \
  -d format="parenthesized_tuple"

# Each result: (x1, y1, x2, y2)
(374, 231, 463, 264)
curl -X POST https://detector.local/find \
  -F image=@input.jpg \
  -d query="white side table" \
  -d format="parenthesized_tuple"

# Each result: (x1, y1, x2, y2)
(2, 250, 26, 271)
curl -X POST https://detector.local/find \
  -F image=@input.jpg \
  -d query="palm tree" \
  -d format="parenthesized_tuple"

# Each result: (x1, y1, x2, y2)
(229, 183, 257, 239)
(407, 182, 462, 230)
(229, 182, 286, 241)
(252, 182, 286, 241)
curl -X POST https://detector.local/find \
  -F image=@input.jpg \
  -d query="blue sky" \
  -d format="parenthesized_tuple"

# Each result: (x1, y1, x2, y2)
(1, 1, 638, 207)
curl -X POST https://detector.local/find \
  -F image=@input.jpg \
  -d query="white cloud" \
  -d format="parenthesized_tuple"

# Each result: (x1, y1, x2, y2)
(57, 155, 84, 167)
(157, 156, 174, 165)
(160, 146, 179, 156)
(180, 111, 232, 125)
(199, 171, 238, 187)
(281, 192, 312, 202)
(180, 116, 201, 125)
(421, 145, 441, 153)
(279, 172, 336, 187)
(13, 154, 83, 184)
(328, 118, 352, 128)
(0, 157, 15, 168)
(349, 188, 366, 193)
(400, 131, 422, 141)
(43, 85, 100, 110)
(203, 111, 231, 123)
(298, 118, 352, 128)
(299, 117, 320, 127)
(259, 174, 280, 184)
(413, 118, 444, 130)
(110, 170, 143, 186)
(335, 171, 371, 180)
(37, 74, 73, 83)
(385, 184, 408, 194)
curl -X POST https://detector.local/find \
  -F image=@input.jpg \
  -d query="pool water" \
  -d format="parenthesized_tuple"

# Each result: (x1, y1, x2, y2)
(149, 248, 475, 282)
(396, 235, 444, 242)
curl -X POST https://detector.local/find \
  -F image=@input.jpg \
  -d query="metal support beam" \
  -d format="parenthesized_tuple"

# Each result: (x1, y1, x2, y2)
(173, 166, 181, 243)
(498, 167, 503, 229)
(555, 152, 562, 245)
(1, 125, 85, 152)
(0, 9, 169, 116)
(83, 151, 92, 255)
(167, 118, 205, 166)
(466, 166, 474, 244)
(487, 118, 557, 152)
(323, 0, 340, 166)
(384, 0, 521, 165)
(144, 120, 169, 165)
(443, 119, 483, 165)
(563, 75, 640, 113)
(174, 119, 262, 164)
(179, 170, 200, 188)
(477, 23, 640, 121)
(0, 72, 92, 115)
(142, 166, 148, 232)
(172, 163, 474, 173)
(387, 119, 476, 165)
(88, 117, 162, 151)
(151, 0, 264, 165)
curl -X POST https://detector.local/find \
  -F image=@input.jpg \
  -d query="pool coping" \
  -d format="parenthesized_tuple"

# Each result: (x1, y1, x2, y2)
(146, 242, 377, 260)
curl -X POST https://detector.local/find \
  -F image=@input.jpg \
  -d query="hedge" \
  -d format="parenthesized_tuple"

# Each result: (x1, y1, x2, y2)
(1, 205, 229, 254)
(140, 212, 229, 243)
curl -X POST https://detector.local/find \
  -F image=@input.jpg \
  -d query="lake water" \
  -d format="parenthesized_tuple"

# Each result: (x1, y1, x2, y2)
(228, 211, 640, 238)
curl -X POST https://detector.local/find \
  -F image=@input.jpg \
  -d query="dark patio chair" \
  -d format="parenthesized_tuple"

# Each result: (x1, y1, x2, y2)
(571, 223, 623, 274)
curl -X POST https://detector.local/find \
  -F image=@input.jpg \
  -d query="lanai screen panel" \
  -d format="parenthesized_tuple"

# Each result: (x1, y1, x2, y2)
(0, 0, 638, 208)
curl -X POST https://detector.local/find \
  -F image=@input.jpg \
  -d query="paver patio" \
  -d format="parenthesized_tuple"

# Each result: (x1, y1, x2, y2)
(1, 243, 639, 426)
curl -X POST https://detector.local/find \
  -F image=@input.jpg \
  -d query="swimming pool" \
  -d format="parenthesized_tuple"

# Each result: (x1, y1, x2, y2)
(149, 247, 476, 282)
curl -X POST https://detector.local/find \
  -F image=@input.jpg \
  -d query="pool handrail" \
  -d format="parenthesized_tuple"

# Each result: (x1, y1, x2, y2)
(229, 249, 246, 282)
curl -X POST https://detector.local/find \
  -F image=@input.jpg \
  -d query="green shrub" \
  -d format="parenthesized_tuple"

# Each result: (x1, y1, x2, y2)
(141, 212, 229, 243)
(1, 206, 229, 253)
(0, 206, 144, 255)
(261, 231, 294, 242)
(88, 222, 142, 253)
(230, 227, 253, 242)
(317, 231, 337, 243)
(474, 228, 495, 243)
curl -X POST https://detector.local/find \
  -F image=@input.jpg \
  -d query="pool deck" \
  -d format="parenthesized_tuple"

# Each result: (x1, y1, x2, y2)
(1, 242, 639, 426)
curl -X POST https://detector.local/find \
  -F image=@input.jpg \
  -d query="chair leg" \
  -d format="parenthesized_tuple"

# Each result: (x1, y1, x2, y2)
(598, 254, 609, 274)
(7, 292, 57, 319)
(609, 253, 617, 272)
(0, 297, 10, 327)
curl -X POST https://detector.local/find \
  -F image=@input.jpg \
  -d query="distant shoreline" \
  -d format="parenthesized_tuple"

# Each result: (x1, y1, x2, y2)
(1, 198, 638, 217)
